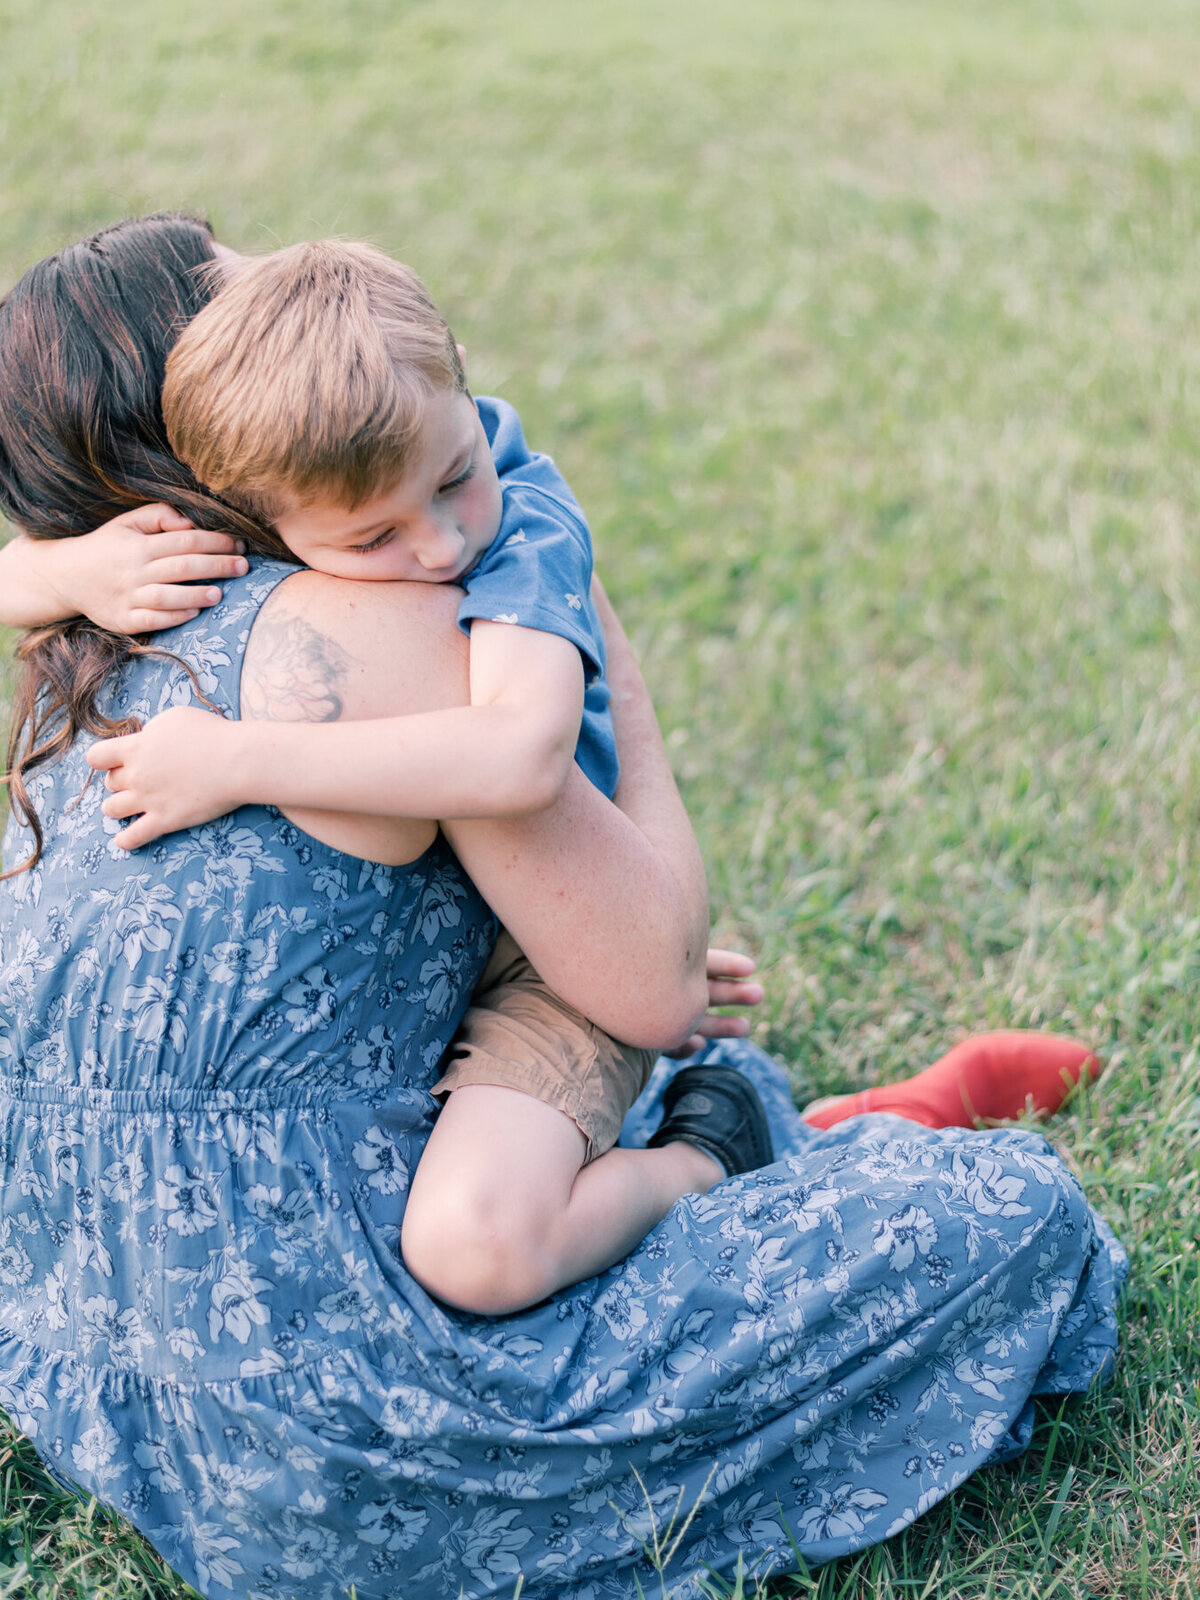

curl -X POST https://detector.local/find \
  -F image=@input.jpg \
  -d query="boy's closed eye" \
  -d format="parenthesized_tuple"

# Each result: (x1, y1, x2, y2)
(438, 458, 476, 496)
(350, 454, 479, 557)
(351, 529, 396, 555)
(349, 460, 477, 554)
(273, 389, 505, 581)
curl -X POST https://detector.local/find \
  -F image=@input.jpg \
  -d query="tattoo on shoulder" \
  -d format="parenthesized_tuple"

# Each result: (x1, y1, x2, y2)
(242, 604, 351, 724)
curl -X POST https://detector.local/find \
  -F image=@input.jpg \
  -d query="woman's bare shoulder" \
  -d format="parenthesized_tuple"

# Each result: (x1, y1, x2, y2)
(244, 571, 470, 724)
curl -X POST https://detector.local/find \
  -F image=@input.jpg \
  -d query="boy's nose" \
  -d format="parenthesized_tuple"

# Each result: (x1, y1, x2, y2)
(412, 521, 464, 573)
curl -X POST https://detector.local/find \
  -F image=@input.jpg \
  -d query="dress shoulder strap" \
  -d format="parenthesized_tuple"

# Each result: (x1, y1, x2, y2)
(148, 557, 301, 720)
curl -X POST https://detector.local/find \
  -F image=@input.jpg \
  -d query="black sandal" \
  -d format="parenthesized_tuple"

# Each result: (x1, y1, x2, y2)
(647, 1065, 773, 1177)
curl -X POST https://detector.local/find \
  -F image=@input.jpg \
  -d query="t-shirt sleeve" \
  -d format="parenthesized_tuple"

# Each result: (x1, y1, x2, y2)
(459, 399, 603, 682)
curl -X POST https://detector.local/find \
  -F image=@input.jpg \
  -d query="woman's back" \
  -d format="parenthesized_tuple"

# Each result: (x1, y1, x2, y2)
(0, 560, 495, 1382)
(0, 564, 1127, 1600)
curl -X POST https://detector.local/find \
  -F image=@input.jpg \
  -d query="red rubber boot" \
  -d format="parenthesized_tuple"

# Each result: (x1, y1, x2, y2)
(801, 1031, 1104, 1130)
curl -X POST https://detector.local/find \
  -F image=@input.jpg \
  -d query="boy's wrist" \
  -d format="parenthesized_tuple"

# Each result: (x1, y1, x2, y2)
(0, 535, 81, 627)
(45, 538, 83, 612)
(28, 535, 87, 618)
(232, 717, 273, 807)
(234, 717, 304, 810)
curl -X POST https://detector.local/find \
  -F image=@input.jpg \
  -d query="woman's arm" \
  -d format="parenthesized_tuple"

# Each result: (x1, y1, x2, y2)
(443, 579, 709, 1046)
(238, 571, 709, 1050)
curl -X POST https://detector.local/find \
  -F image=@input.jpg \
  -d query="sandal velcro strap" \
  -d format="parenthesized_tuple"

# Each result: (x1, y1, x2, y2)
(647, 1065, 773, 1177)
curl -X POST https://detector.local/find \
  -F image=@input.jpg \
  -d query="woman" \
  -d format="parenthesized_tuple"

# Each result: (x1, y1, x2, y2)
(0, 215, 1126, 1600)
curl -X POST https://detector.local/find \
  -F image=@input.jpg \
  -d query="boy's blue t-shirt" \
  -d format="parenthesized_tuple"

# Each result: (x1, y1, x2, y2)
(458, 396, 618, 798)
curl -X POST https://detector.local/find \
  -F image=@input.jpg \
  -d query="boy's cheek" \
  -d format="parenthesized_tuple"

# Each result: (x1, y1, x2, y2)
(480, 478, 504, 544)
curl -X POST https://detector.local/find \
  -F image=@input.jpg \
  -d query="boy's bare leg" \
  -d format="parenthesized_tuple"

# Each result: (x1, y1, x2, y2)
(401, 1083, 721, 1316)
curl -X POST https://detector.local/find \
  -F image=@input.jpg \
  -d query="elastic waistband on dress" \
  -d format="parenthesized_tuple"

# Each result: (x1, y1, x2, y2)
(0, 1071, 416, 1115)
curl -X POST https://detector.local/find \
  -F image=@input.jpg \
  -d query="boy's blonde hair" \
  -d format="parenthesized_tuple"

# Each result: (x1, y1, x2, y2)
(163, 240, 466, 516)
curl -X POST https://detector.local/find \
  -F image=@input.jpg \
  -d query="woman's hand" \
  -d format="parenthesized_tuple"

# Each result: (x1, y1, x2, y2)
(86, 705, 249, 847)
(0, 504, 248, 633)
(666, 948, 765, 1057)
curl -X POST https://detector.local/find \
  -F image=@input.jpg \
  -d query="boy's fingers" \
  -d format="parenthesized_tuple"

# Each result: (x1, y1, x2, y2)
(102, 790, 144, 819)
(129, 609, 202, 632)
(86, 736, 136, 770)
(147, 554, 248, 585)
(146, 529, 247, 559)
(124, 504, 196, 534)
(140, 581, 228, 610)
(669, 1036, 704, 1058)
(113, 816, 160, 851)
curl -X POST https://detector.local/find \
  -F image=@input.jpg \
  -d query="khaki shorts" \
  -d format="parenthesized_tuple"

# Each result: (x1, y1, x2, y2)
(433, 931, 658, 1161)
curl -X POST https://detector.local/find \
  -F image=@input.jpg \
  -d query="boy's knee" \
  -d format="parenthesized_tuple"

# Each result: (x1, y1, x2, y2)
(401, 1184, 557, 1316)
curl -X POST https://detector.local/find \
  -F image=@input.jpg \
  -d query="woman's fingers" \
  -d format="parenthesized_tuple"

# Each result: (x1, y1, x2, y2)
(705, 977, 765, 1007)
(705, 948, 758, 980)
(668, 1013, 754, 1058)
(704, 950, 764, 1009)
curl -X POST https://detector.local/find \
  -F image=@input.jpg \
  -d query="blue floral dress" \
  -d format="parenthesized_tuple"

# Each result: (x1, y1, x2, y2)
(0, 563, 1126, 1600)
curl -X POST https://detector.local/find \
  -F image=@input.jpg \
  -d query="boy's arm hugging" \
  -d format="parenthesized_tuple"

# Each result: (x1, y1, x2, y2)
(0, 504, 247, 633)
(87, 616, 587, 848)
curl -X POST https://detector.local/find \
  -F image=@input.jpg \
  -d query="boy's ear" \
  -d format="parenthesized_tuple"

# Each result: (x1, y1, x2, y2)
(456, 343, 468, 371)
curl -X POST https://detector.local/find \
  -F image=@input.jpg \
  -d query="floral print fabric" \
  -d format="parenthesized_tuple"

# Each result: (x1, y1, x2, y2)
(0, 564, 1126, 1599)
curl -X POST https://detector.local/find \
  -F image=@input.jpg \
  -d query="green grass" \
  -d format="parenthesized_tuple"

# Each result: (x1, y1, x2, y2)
(3, 0, 1200, 1594)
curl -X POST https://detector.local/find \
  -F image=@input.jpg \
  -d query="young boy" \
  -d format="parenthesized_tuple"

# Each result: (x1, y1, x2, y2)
(7, 241, 773, 1315)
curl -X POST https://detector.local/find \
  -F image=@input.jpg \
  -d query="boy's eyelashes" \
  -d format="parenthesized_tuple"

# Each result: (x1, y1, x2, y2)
(350, 529, 395, 554)
(438, 458, 476, 495)
(345, 457, 477, 552)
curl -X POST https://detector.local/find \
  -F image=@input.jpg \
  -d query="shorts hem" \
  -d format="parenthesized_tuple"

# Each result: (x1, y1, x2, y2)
(433, 1059, 627, 1161)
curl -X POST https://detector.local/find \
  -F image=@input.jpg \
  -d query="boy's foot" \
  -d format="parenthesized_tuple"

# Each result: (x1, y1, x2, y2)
(801, 1030, 1104, 1131)
(648, 1065, 774, 1176)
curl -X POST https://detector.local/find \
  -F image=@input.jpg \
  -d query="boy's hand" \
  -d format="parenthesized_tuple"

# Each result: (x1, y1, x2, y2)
(86, 706, 248, 849)
(666, 949, 765, 1057)
(55, 504, 248, 634)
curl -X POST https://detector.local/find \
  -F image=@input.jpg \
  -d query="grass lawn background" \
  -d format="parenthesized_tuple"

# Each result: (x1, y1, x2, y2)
(2, 0, 1199, 1594)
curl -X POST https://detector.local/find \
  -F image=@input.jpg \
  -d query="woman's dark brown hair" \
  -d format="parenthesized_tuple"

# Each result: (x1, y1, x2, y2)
(0, 212, 289, 876)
